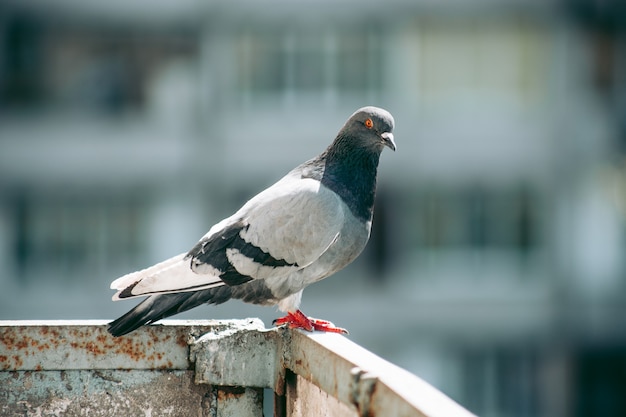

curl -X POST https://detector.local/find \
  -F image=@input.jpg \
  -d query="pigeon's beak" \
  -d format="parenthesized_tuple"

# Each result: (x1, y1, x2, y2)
(380, 132, 396, 151)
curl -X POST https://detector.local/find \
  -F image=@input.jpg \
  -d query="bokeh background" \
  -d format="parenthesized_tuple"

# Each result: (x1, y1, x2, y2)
(1, 0, 626, 416)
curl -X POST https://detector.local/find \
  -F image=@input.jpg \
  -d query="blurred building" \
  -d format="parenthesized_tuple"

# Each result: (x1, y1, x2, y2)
(1, 1, 626, 416)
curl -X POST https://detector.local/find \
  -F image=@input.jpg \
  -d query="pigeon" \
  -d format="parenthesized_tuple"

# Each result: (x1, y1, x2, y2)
(108, 106, 395, 337)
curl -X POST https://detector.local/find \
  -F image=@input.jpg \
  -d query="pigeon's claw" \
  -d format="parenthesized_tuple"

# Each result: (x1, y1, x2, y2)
(273, 311, 313, 331)
(273, 310, 348, 334)
(308, 317, 349, 334)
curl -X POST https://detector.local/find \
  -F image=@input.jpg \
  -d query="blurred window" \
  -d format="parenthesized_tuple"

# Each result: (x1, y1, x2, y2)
(411, 185, 539, 253)
(237, 29, 382, 96)
(461, 348, 538, 417)
(1, 15, 44, 106)
(576, 348, 626, 417)
(11, 192, 146, 282)
(336, 32, 382, 92)
(416, 18, 550, 106)
(0, 13, 198, 113)
(237, 32, 287, 93)
(292, 34, 326, 91)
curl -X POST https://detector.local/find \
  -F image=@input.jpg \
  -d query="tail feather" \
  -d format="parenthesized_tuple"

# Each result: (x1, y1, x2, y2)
(107, 286, 234, 337)
(110, 253, 185, 291)
(110, 253, 225, 301)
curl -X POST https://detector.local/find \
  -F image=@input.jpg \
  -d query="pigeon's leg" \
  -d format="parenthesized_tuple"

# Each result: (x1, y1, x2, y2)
(273, 310, 348, 334)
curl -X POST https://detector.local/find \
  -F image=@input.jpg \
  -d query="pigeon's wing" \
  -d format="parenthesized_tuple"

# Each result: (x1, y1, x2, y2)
(191, 176, 345, 282)
(111, 175, 344, 300)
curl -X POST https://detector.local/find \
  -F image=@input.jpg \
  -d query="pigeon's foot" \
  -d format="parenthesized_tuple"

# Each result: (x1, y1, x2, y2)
(273, 309, 348, 334)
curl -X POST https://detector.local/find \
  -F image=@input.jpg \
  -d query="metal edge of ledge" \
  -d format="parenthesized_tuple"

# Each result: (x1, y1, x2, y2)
(285, 330, 477, 417)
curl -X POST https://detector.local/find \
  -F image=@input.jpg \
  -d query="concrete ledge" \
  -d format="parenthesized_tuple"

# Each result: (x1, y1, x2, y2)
(191, 318, 283, 390)
(1, 319, 475, 417)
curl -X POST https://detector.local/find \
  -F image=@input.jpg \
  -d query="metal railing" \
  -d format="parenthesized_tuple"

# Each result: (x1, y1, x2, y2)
(0, 319, 475, 417)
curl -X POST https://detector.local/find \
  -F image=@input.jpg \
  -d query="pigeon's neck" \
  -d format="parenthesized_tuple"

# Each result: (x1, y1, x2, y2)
(304, 134, 381, 222)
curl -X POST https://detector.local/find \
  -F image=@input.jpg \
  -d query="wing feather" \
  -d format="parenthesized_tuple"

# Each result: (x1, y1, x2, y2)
(223, 176, 344, 280)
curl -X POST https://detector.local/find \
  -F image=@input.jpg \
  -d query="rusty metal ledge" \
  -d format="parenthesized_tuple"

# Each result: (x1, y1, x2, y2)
(0, 319, 221, 371)
(286, 330, 476, 417)
(2, 319, 475, 417)
(1, 320, 265, 417)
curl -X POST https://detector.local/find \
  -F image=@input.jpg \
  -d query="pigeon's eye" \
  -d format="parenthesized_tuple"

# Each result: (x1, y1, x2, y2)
(364, 118, 374, 129)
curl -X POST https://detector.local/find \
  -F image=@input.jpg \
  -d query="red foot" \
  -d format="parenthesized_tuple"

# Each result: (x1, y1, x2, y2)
(273, 310, 348, 334)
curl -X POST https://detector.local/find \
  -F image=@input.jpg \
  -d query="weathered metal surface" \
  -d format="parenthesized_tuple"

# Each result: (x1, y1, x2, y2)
(0, 370, 211, 417)
(286, 330, 477, 417)
(285, 371, 356, 417)
(0, 320, 218, 371)
(0, 320, 265, 417)
(191, 318, 283, 391)
(1, 319, 475, 417)
(208, 386, 264, 417)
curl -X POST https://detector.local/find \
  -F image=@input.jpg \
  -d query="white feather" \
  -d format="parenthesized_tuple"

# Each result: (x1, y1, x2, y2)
(111, 253, 224, 300)
(110, 253, 185, 290)
(277, 290, 303, 312)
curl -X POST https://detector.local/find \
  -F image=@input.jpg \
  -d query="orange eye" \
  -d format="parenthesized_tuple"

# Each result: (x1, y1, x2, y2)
(365, 118, 373, 129)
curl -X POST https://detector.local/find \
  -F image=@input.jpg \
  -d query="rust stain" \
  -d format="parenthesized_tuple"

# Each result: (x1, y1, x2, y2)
(110, 337, 147, 361)
(176, 333, 188, 348)
(38, 327, 60, 340)
(217, 386, 247, 400)
(366, 383, 379, 417)
(16, 338, 28, 349)
(1, 325, 179, 370)
(157, 360, 174, 370)
(12, 355, 23, 368)
(1, 323, 216, 371)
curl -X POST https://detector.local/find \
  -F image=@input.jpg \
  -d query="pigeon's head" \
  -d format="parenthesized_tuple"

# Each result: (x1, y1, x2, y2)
(340, 106, 396, 153)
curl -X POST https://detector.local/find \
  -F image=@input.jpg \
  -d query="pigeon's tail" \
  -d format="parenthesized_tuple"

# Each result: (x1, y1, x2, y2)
(107, 294, 181, 337)
(107, 287, 234, 337)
